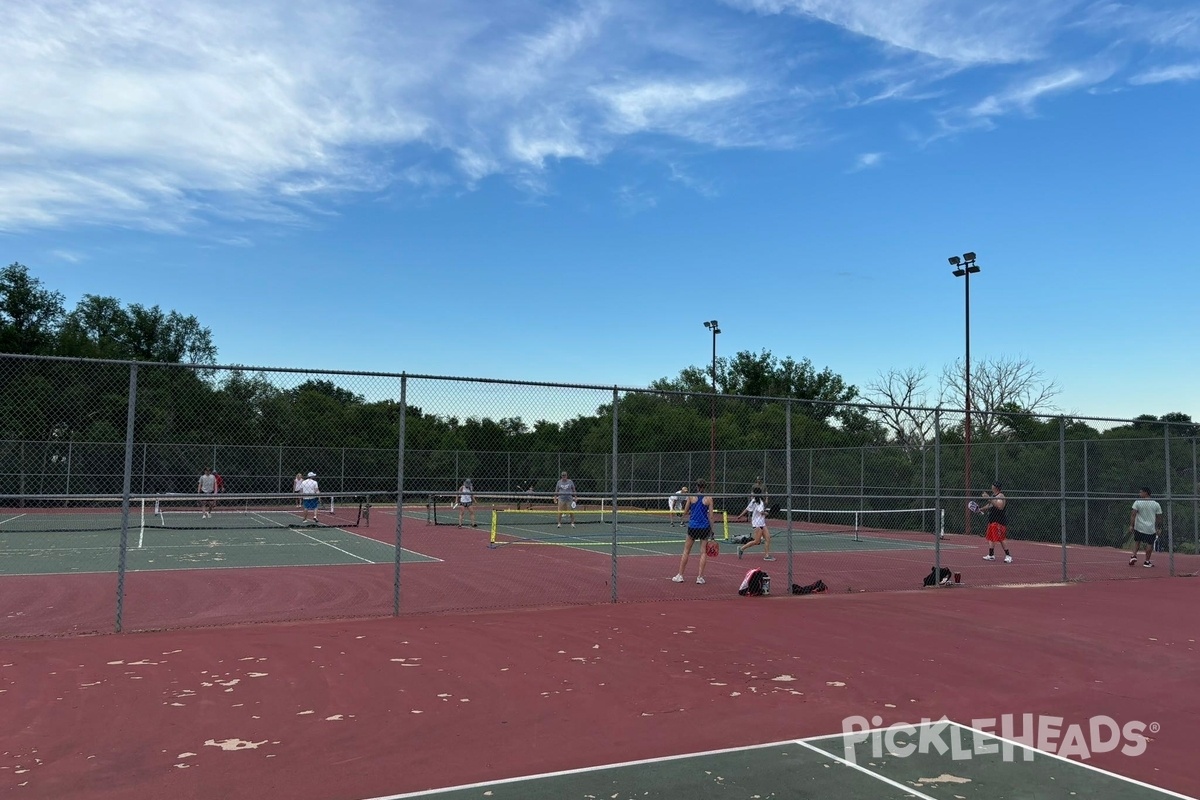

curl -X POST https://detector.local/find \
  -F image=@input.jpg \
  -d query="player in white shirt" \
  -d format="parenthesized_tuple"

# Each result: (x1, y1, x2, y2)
(667, 485, 688, 526)
(734, 488, 773, 561)
(1129, 486, 1163, 568)
(298, 472, 320, 525)
(457, 479, 477, 528)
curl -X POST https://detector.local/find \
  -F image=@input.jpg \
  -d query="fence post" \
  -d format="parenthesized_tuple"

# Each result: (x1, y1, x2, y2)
(1060, 416, 1067, 583)
(65, 440, 72, 495)
(393, 374, 407, 616)
(859, 446, 865, 513)
(1164, 424, 1174, 577)
(785, 400, 793, 589)
(1082, 440, 1089, 547)
(114, 363, 139, 633)
(1192, 436, 1197, 552)
(807, 449, 813, 521)
(933, 410, 941, 575)
(610, 387, 619, 604)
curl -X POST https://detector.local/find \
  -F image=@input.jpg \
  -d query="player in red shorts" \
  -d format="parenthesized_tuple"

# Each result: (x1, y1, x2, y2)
(978, 481, 1012, 563)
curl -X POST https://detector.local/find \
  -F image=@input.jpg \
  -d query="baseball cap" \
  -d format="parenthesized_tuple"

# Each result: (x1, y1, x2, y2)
(307, 472, 316, 477)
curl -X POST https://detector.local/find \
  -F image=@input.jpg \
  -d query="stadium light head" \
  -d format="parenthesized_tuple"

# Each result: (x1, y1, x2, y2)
(704, 320, 719, 330)
(952, 268, 966, 277)
(948, 256, 961, 266)
(963, 252, 976, 263)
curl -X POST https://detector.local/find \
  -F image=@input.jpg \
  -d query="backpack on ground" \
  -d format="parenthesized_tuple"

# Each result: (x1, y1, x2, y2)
(738, 568, 770, 596)
(923, 566, 952, 587)
(791, 579, 827, 595)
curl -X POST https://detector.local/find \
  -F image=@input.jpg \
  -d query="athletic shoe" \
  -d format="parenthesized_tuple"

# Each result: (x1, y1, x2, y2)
(557, 523, 561, 528)
(1129, 556, 1137, 566)
(983, 555, 996, 561)
(1003, 555, 1013, 563)
(696, 576, 706, 585)
(671, 574, 684, 583)
(1144, 561, 1153, 568)
(571, 523, 575, 528)
(737, 546, 744, 560)
(763, 555, 776, 561)
(940, 575, 952, 585)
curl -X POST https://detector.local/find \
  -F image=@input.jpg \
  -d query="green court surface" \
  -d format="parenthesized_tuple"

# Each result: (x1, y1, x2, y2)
(0, 512, 434, 575)
(381, 721, 1190, 800)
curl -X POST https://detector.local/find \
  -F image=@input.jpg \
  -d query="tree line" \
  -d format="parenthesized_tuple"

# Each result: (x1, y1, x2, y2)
(3, 261, 1197, 551)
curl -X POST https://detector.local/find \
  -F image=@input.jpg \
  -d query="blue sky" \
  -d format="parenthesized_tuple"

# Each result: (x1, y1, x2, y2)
(3, 0, 1198, 422)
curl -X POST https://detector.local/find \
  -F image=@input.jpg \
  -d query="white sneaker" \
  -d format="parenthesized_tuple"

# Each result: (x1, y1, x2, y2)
(983, 555, 996, 561)
(1003, 555, 1013, 563)
(571, 523, 575, 528)
(557, 523, 562, 528)
(696, 576, 706, 585)
(671, 574, 684, 583)
(1143, 561, 1154, 568)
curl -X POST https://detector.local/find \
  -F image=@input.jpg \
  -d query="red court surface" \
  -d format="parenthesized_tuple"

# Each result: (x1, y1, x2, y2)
(2, 577, 1197, 799)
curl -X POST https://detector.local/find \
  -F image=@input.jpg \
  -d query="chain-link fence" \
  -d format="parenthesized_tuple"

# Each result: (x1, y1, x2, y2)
(2, 353, 1197, 636)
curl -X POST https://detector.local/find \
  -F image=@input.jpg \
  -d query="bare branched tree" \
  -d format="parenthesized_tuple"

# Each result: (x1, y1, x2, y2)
(862, 366, 936, 452)
(940, 355, 1060, 437)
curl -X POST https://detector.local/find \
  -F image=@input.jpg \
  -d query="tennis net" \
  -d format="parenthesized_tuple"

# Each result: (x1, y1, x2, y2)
(781, 507, 944, 542)
(0, 492, 372, 533)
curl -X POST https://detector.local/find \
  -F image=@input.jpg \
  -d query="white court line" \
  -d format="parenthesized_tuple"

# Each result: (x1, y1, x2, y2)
(946, 720, 1197, 799)
(0, 512, 30, 525)
(360, 735, 840, 800)
(794, 738, 938, 800)
(360, 721, 1189, 800)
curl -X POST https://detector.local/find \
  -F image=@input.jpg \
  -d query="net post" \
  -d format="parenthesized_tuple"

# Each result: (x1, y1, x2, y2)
(490, 509, 498, 544)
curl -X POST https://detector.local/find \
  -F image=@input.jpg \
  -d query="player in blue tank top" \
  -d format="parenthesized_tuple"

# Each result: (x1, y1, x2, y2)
(672, 480, 715, 585)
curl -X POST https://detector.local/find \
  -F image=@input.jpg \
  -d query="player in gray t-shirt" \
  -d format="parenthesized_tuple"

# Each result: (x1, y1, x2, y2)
(555, 471, 576, 528)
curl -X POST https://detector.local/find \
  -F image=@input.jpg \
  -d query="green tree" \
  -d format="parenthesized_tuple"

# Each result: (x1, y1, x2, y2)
(0, 263, 65, 354)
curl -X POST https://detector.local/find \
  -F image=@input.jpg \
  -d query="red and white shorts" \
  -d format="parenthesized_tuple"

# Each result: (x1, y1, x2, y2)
(986, 522, 1007, 543)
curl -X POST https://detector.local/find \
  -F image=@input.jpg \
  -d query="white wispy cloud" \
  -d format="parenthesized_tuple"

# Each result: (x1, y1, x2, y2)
(1129, 62, 1200, 85)
(725, 0, 1081, 64)
(850, 152, 884, 171)
(1, 0, 1196, 234)
(968, 66, 1114, 119)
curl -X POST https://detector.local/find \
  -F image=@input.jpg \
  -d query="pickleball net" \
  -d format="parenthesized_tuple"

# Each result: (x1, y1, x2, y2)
(483, 497, 731, 547)
(0, 491, 374, 533)
(781, 506, 945, 542)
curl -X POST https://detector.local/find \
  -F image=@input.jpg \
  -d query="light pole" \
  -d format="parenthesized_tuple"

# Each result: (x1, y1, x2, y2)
(949, 252, 980, 535)
(703, 320, 721, 489)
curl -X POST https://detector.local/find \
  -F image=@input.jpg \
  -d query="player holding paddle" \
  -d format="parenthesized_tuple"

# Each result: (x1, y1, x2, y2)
(974, 482, 1012, 563)
(672, 480, 715, 585)
(735, 487, 774, 561)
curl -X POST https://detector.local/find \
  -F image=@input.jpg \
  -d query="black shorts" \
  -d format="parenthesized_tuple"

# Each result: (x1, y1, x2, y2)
(1133, 531, 1156, 545)
(687, 526, 713, 541)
